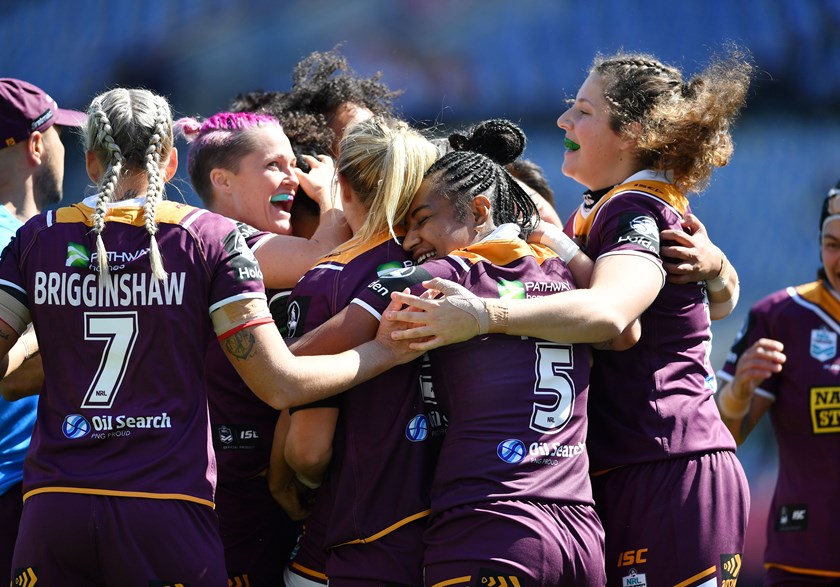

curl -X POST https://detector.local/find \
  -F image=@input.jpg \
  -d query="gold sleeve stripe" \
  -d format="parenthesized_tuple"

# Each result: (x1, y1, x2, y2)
(211, 296, 273, 339)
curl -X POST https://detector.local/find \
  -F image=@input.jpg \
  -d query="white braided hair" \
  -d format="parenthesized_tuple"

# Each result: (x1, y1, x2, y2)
(84, 88, 173, 282)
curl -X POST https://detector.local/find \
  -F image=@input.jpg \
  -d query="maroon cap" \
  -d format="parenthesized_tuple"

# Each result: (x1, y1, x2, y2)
(0, 78, 87, 149)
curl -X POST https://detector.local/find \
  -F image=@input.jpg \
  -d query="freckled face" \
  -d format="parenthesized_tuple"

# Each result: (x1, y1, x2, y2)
(227, 126, 299, 235)
(402, 178, 478, 264)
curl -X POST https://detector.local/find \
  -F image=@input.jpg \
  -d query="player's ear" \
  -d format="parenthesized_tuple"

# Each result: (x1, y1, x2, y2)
(163, 147, 178, 182)
(210, 167, 233, 193)
(85, 151, 103, 183)
(471, 194, 492, 225)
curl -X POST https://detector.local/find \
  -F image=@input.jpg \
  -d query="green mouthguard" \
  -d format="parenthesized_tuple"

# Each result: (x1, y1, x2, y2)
(270, 193, 293, 203)
(564, 138, 580, 151)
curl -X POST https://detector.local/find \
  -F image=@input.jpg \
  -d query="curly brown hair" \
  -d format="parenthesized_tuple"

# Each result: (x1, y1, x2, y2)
(592, 45, 754, 193)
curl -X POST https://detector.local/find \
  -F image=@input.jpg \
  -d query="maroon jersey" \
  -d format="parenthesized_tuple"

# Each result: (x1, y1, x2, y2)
(206, 222, 278, 483)
(571, 172, 735, 472)
(291, 229, 444, 547)
(357, 227, 592, 513)
(720, 280, 840, 576)
(0, 197, 269, 508)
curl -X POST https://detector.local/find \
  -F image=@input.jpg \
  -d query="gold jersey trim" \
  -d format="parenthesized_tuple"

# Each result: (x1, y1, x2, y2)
(450, 238, 556, 268)
(23, 485, 215, 508)
(289, 561, 328, 582)
(765, 562, 840, 578)
(795, 280, 840, 323)
(55, 200, 198, 228)
(331, 509, 430, 548)
(572, 179, 688, 243)
(318, 227, 406, 265)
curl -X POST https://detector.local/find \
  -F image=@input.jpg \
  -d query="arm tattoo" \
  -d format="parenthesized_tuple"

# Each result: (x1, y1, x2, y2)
(224, 329, 256, 360)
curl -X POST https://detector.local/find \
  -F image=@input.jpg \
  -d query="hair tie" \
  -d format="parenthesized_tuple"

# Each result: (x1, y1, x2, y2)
(173, 117, 202, 143)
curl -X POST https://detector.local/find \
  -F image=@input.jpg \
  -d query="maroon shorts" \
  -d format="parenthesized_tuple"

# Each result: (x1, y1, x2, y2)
(11, 492, 228, 587)
(327, 517, 425, 586)
(423, 500, 605, 587)
(215, 476, 300, 586)
(0, 482, 23, 585)
(592, 450, 749, 587)
(286, 513, 330, 586)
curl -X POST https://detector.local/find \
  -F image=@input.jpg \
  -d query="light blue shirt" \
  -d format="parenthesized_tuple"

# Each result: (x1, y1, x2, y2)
(0, 205, 38, 496)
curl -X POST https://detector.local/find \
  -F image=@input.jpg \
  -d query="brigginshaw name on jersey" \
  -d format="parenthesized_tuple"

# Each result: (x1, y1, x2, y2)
(34, 271, 186, 307)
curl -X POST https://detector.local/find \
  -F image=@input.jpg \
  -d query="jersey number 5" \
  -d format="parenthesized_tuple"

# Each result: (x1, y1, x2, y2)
(81, 311, 139, 409)
(531, 342, 575, 434)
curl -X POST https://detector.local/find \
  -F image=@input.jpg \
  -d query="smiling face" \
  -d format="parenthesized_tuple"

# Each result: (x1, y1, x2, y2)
(225, 125, 299, 235)
(402, 176, 481, 264)
(556, 73, 640, 191)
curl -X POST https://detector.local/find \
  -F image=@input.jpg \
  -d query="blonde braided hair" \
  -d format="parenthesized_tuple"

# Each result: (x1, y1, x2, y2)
(84, 88, 174, 282)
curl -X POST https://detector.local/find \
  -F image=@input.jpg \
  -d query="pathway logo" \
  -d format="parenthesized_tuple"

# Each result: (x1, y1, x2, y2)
(497, 279, 525, 299)
(66, 242, 90, 267)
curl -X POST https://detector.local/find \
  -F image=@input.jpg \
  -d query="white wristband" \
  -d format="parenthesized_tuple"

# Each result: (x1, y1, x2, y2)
(20, 336, 32, 361)
(539, 224, 579, 263)
(706, 254, 730, 292)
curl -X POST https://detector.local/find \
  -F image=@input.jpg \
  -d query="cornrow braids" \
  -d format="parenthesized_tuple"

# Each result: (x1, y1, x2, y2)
(427, 119, 538, 235)
(592, 46, 753, 192)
